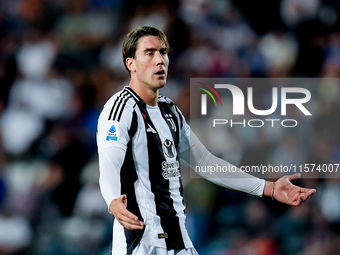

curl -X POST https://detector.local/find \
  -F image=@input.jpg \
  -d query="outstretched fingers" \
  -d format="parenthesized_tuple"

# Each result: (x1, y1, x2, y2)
(300, 187, 317, 202)
(273, 174, 316, 206)
(116, 212, 144, 230)
(290, 187, 316, 206)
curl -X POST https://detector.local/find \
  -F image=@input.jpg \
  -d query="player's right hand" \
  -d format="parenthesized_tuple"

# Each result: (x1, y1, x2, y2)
(109, 195, 144, 230)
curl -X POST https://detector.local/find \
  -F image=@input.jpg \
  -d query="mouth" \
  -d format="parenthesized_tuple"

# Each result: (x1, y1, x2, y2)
(155, 69, 166, 77)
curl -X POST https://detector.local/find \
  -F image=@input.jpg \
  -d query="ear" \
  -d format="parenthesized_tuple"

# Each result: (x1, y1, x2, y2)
(126, 58, 136, 73)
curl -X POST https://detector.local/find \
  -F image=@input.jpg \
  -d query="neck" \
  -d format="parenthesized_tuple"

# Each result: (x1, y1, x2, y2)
(129, 82, 159, 106)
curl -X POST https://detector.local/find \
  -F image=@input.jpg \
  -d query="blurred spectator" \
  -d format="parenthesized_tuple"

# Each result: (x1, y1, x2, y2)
(280, 0, 320, 28)
(318, 179, 340, 228)
(16, 28, 56, 80)
(54, 0, 115, 69)
(259, 29, 298, 76)
(0, 212, 32, 254)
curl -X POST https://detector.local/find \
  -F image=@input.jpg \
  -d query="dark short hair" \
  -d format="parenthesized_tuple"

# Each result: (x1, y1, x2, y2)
(121, 26, 170, 75)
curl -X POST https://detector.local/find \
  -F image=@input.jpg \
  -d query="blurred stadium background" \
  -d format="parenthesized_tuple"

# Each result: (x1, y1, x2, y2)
(0, 0, 340, 254)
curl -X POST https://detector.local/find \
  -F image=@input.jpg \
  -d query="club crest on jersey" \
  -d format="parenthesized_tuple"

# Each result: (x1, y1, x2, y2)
(164, 114, 176, 132)
(106, 125, 118, 141)
(163, 139, 177, 159)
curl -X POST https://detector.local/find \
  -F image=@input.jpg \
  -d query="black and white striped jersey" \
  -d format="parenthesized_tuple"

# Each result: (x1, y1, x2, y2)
(97, 86, 266, 255)
(97, 87, 193, 254)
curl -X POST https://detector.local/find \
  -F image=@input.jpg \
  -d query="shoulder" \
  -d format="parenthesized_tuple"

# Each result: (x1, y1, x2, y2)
(97, 88, 139, 150)
(99, 87, 138, 124)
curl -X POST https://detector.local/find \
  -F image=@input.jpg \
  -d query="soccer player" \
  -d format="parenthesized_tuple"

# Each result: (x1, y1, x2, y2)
(96, 26, 316, 255)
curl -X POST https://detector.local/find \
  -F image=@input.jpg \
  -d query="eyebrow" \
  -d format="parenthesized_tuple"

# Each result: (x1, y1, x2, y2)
(143, 47, 168, 53)
(144, 48, 157, 52)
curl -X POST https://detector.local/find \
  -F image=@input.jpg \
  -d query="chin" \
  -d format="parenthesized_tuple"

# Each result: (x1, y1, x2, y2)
(157, 80, 166, 89)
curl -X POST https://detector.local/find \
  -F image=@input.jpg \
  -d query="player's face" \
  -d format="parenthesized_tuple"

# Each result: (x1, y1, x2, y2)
(130, 35, 169, 91)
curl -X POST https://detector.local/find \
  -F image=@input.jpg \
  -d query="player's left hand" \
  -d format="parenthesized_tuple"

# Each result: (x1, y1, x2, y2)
(273, 173, 316, 206)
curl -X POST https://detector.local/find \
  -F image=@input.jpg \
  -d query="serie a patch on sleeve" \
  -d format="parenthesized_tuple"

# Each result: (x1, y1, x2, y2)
(106, 124, 118, 141)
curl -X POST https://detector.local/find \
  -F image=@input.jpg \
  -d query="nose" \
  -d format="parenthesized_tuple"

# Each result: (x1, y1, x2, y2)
(155, 51, 164, 65)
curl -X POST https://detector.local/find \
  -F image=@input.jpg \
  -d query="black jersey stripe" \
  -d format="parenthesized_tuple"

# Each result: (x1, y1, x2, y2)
(127, 110, 138, 138)
(112, 92, 129, 121)
(136, 101, 185, 249)
(107, 90, 132, 121)
(158, 102, 180, 147)
(158, 102, 185, 249)
(121, 138, 145, 254)
(173, 105, 184, 129)
(125, 87, 140, 101)
(113, 93, 131, 121)
(117, 95, 135, 122)
(107, 90, 126, 120)
(108, 90, 128, 120)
